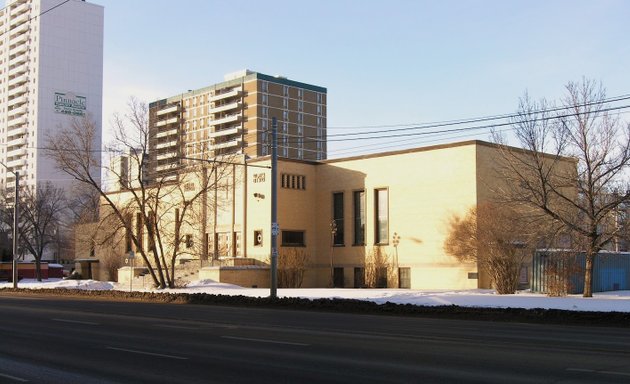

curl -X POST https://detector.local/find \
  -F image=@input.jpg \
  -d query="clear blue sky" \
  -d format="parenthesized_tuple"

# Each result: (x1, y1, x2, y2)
(67, 1, 630, 156)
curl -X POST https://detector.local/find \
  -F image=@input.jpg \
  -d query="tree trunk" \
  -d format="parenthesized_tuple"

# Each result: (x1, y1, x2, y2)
(35, 258, 42, 282)
(583, 245, 596, 298)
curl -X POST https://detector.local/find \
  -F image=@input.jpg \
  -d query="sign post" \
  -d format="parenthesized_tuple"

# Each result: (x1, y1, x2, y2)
(270, 117, 278, 298)
(126, 250, 135, 292)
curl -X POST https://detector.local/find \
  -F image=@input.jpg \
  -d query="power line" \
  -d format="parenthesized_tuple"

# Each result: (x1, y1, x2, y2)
(326, 93, 630, 131)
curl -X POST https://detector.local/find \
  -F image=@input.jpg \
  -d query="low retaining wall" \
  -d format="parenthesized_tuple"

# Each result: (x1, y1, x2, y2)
(199, 266, 270, 288)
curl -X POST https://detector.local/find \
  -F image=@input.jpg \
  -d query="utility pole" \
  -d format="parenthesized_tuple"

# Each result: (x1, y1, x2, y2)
(12, 171, 19, 289)
(270, 117, 278, 298)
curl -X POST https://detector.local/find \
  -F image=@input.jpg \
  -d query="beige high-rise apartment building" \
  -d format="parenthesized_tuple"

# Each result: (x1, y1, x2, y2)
(148, 70, 327, 182)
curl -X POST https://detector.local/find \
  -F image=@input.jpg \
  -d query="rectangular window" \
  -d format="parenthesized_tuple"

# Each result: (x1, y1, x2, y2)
(399, 267, 411, 289)
(333, 192, 344, 246)
(333, 267, 344, 288)
(353, 190, 365, 245)
(135, 212, 143, 251)
(185, 234, 193, 248)
(234, 232, 242, 257)
(254, 230, 263, 246)
(281, 230, 305, 246)
(375, 188, 389, 244)
(354, 267, 365, 288)
(216, 232, 231, 257)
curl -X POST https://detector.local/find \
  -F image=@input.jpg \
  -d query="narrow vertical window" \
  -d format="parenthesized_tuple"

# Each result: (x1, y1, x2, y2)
(375, 189, 388, 244)
(353, 190, 365, 245)
(333, 192, 344, 246)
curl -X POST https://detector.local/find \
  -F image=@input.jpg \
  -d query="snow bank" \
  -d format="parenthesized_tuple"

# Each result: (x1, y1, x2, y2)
(2, 278, 629, 312)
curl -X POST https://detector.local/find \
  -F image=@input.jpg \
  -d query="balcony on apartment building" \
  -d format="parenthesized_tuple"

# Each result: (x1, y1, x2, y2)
(8, 43, 27, 58)
(208, 126, 241, 139)
(7, 84, 27, 98)
(7, 115, 26, 128)
(9, 21, 28, 38)
(11, 2, 30, 16)
(210, 113, 241, 127)
(156, 151, 178, 161)
(10, 32, 28, 47)
(6, 135, 25, 148)
(155, 116, 179, 127)
(8, 63, 27, 77)
(8, 73, 27, 87)
(6, 147, 27, 159)
(8, 105, 26, 118)
(8, 94, 27, 107)
(209, 101, 241, 115)
(6, 157, 25, 169)
(209, 86, 242, 103)
(6, 126, 27, 139)
(156, 104, 180, 116)
(155, 127, 178, 139)
(9, 12, 28, 28)
(209, 139, 242, 151)
(8, 52, 27, 68)
(155, 162, 180, 173)
(155, 139, 178, 150)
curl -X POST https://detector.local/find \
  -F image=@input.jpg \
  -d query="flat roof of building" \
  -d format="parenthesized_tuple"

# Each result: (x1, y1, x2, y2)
(150, 70, 326, 108)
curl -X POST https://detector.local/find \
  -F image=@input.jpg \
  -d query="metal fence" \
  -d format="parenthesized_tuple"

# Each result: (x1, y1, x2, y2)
(532, 251, 630, 294)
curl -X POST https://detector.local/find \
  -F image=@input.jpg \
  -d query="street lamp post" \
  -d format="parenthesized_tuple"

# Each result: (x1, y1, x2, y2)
(392, 232, 400, 288)
(0, 162, 20, 288)
(329, 220, 337, 287)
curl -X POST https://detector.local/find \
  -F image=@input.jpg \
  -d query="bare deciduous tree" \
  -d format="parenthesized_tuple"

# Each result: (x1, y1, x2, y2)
(444, 203, 542, 294)
(47, 98, 235, 289)
(493, 78, 630, 297)
(364, 246, 390, 288)
(278, 248, 308, 288)
(1, 183, 66, 281)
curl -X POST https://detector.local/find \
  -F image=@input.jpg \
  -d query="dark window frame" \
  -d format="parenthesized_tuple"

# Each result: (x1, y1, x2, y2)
(353, 190, 365, 246)
(281, 230, 306, 247)
(375, 188, 389, 245)
(332, 192, 344, 246)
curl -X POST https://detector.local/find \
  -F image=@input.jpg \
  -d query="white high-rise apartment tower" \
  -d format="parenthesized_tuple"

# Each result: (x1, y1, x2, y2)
(0, 0, 103, 193)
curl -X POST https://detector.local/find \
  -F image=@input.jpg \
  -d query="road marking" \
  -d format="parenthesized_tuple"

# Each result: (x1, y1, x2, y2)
(153, 324, 197, 330)
(600, 371, 630, 377)
(51, 318, 99, 326)
(106, 347, 188, 360)
(0, 372, 28, 382)
(567, 368, 630, 377)
(222, 336, 309, 346)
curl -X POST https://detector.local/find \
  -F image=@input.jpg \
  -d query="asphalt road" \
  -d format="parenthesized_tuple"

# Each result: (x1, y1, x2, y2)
(0, 294, 629, 383)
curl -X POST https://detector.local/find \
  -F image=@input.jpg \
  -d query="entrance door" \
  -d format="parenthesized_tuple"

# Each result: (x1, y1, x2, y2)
(333, 267, 344, 287)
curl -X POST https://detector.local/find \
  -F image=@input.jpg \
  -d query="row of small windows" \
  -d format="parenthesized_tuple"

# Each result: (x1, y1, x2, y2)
(281, 173, 306, 190)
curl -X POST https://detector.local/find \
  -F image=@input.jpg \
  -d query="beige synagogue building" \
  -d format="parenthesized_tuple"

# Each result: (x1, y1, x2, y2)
(169, 140, 517, 290)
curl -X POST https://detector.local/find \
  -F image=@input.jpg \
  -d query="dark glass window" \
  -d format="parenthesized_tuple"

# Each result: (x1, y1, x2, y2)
(281, 230, 305, 247)
(333, 192, 344, 245)
(353, 190, 365, 245)
(375, 189, 388, 244)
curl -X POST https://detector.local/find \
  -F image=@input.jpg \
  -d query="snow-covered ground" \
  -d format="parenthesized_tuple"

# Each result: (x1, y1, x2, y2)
(2, 278, 630, 313)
